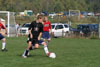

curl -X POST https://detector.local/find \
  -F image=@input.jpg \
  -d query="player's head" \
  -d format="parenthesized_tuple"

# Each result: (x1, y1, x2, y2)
(43, 16, 48, 22)
(37, 15, 43, 23)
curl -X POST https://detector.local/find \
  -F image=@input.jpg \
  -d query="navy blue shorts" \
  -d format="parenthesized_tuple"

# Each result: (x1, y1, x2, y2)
(42, 31, 50, 39)
(0, 33, 4, 40)
(38, 40, 44, 45)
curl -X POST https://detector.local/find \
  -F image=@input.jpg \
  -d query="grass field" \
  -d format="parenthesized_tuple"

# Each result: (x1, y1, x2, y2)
(0, 37, 100, 67)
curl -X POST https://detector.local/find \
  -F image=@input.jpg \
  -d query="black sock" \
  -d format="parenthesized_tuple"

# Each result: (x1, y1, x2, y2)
(25, 49, 29, 56)
(29, 47, 33, 50)
(29, 45, 34, 50)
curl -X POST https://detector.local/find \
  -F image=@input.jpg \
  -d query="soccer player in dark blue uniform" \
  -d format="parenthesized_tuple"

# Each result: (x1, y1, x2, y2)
(42, 16, 52, 46)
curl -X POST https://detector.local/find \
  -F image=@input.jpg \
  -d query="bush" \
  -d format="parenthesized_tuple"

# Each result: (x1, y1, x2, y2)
(90, 35, 99, 39)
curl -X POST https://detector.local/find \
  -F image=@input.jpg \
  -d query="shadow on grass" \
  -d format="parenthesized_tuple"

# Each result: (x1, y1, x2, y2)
(17, 53, 46, 58)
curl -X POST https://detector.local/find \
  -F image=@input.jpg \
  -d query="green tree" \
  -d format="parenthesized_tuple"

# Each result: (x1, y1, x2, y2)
(0, 0, 99, 12)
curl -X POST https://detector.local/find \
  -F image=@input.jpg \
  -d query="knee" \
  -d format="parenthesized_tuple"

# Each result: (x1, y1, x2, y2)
(34, 44, 39, 48)
(2, 38, 6, 42)
(48, 38, 51, 42)
(48, 40, 50, 42)
(42, 42, 47, 46)
(28, 42, 32, 46)
(43, 39, 46, 42)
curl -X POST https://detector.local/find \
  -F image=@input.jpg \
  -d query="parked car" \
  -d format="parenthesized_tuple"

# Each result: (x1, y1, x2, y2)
(18, 23, 30, 35)
(77, 24, 89, 32)
(51, 23, 70, 37)
(77, 24, 98, 33)
(49, 13, 56, 18)
(88, 24, 98, 32)
(69, 26, 77, 32)
(72, 24, 98, 37)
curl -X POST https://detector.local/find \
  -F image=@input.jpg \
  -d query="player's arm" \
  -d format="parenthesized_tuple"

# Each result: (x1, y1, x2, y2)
(28, 30, 32, 38)
(38, 32, 42, 40)
(28, 22, 33, 38)
(5, 28, 8, 35)
(38, 24, 43, 40)
(49, 22, 53, 34)
(50, 28, 52, 34)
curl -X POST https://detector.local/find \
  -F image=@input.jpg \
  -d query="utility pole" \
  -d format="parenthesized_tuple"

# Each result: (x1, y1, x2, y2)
(98, 16, 100, 38)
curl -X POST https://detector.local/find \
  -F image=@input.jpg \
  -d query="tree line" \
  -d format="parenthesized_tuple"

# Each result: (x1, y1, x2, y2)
(0, 0, 100, 13)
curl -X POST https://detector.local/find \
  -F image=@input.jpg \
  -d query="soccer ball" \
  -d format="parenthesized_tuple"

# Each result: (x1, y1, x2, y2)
(49, 52, 56, 58)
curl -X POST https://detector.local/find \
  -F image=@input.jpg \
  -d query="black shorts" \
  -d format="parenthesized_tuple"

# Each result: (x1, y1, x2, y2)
(27, 37, 38, 45)
(27, 37, 44, 46)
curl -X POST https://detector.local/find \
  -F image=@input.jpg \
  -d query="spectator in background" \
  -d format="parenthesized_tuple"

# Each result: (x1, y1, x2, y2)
(15, 22, 19, 37)
(16, 22, 19, 30)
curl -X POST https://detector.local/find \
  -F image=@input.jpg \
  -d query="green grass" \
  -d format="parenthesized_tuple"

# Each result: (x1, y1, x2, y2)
(0, 37, 100, 67)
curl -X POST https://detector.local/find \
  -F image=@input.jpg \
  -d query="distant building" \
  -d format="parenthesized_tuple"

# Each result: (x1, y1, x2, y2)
(19, 10, 33, 16)
(24, 10, 33, 16)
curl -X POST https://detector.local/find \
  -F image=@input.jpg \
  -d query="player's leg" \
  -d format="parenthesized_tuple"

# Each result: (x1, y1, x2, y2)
(0, 33, 7, 51)
(40, 40, 50, 56)
(33, 39, 40, 49)
(47, 37, 51, 45)
(42, 32, 50, 46)
(41, 32, 46, 42)
(27, 36, 34, 50)
(2, 38, 7, 51)
(29, 44, 34, 50)
(34, 43, 39, 48)
(22, 41, 32, 58)
(46, 32, 51, 46)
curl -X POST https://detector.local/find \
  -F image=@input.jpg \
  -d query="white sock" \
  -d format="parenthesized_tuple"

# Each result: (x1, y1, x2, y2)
(2, 42, 6, 49)
(23, 50, 26, 56)
(44, 45, 49, 54)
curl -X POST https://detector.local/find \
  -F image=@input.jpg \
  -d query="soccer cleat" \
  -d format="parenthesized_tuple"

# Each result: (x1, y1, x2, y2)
(1, 48, 8, 52)
(22, 54, 27, 58)
(1, 49, 4, 51)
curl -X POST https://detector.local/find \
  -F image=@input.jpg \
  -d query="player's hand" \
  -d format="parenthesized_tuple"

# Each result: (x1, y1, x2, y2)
(6, 32, 8, 35)
(50, 32, 53, 35)
(38, 37, 40, 40)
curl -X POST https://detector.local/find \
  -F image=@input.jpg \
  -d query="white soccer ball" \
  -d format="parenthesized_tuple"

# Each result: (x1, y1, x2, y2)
(49, 52, 56, 58)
